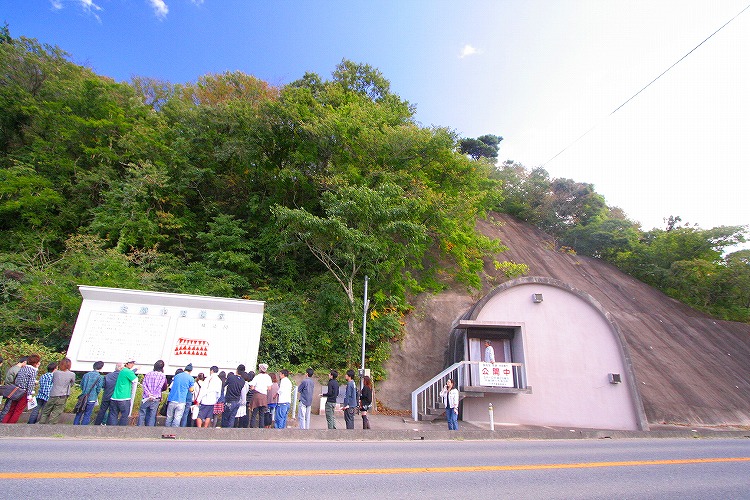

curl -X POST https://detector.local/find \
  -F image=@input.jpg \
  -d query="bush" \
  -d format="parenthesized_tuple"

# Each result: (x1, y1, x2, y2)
(0, 339, 65, 375)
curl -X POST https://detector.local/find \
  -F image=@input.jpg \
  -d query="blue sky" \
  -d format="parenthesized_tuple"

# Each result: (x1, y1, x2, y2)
(3, 1, 749, 241)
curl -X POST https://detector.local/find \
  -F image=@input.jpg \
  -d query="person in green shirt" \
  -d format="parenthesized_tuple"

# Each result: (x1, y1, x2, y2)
(108, 360, 138, 426)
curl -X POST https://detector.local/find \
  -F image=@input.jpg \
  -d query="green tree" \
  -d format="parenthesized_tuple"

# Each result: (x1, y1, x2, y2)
(272, 183, 427, 364)
(724, 250, 750, 313)
(459, 134, 502, 161)
(562, 212, 640, 259)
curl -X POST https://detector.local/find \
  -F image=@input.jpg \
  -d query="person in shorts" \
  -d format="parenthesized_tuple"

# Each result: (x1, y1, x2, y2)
(196, 366, 222, 427)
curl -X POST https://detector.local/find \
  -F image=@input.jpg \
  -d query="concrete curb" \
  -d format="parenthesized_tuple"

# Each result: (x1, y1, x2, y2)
(2, 424, 749, 441)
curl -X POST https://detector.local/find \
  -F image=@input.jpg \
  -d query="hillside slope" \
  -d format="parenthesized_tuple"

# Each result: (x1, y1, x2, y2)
(381, 213, 750, 427)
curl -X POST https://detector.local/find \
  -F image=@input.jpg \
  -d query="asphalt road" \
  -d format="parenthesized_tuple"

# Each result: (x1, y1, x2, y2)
(2, 437, 748, 499)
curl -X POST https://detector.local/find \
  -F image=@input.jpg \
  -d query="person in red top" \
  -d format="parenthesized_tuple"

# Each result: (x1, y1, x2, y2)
(2, 354, 41, 424)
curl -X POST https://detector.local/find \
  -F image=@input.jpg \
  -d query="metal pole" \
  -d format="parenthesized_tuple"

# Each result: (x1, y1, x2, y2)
(360, 276, 369, 372)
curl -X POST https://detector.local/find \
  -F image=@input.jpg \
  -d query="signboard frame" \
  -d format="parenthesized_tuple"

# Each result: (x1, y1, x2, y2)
(67, 286, 265, 375)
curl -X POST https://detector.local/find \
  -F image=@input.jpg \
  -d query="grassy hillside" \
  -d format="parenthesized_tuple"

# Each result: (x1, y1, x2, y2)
(1, 31, 747, 376)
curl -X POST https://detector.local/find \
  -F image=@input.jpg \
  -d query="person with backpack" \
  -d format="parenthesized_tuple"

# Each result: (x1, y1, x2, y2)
(73, 361, 104, 425)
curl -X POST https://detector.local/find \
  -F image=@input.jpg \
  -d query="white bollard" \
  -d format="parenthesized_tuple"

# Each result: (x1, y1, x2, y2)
(488, 403, 495, 431)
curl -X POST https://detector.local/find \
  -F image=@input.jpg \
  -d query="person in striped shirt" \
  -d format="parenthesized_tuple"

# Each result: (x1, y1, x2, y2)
(2, 354, 40, 424)
(138, 360, 167, 426)
(27, 361, 57, 424)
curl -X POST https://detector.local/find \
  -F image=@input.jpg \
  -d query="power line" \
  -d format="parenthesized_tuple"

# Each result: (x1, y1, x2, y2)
(542, 3, 750, 168)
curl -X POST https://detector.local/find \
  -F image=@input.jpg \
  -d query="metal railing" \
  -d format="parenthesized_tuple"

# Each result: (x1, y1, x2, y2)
(411, 361, 526, 421)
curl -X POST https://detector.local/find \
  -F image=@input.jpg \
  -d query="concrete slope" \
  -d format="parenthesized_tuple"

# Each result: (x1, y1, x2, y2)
(380, 213, 750, 427)
(476, 213, 750, 426)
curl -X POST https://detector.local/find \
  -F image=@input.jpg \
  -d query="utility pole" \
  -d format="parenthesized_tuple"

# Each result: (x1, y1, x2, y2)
(359, 275, 369, 375)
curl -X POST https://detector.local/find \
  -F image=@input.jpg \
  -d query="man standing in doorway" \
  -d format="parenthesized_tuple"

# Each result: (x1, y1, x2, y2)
(484, 340, 496, 363)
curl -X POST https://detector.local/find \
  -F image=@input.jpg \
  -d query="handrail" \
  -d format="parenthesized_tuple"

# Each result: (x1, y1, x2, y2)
(411, 361, 466, 422)
(411, 361, 526, 421)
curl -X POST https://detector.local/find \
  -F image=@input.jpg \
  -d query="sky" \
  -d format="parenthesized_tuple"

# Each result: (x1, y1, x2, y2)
(2, 0, 749, 240)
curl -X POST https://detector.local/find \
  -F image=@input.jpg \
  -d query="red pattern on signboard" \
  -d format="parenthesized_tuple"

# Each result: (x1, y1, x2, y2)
(174, 337, 209, 356)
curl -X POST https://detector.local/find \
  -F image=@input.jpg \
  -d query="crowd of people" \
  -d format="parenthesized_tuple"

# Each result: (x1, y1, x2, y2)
(0, 354, 374, 430)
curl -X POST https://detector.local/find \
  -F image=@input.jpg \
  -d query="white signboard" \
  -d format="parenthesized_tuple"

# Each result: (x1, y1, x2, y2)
(67, 286, 264, 375)
(479, 362, 514, 388)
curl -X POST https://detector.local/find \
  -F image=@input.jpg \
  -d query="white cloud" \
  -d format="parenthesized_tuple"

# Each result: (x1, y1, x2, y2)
(190, 0, 204, 4)
(148, 0, 169, 19)
(49, 0, 103, 17)
(460, 44, 480, 58)
(79, 0, 103, 22)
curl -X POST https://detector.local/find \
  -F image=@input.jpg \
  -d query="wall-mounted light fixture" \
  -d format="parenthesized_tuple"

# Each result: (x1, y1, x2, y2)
(532, 293, 543, 303)
(608, 373, 622, 384)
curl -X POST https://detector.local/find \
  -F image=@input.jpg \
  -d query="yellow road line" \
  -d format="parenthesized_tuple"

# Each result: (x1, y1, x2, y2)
(2, 457, 749, 480)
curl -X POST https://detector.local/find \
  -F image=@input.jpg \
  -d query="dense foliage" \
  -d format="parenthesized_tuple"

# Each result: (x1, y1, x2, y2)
(0, 32, 500, 378)
(1, 30, 747, 382)
(494, 161, 749, 322)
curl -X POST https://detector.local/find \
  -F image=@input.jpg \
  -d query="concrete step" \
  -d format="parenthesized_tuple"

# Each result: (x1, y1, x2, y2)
(417, 412, 443, 422)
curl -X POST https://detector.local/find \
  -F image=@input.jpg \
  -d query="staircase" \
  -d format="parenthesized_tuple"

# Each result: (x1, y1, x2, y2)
(412, 361, 527, 421)
(411, 361, 470, 422)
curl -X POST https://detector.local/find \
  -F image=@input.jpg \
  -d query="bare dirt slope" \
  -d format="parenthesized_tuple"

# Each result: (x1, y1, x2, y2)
(380, 213, 750, 427)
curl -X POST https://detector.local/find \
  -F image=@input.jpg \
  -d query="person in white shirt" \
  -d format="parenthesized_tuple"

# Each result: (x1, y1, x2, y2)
(196, 366, 222, 427)
(440, 378, 460, 431)
(249, 363, 273, 428)
(484, 339, 496, 363)
(274, 369, 293, 428)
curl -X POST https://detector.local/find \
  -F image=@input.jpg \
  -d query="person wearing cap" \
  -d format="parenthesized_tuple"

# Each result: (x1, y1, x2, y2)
(196, 366, 222, 427)
(165, 363, 195, 427)
(248, 363, 272, 428)
(108, 360, 138, 426)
